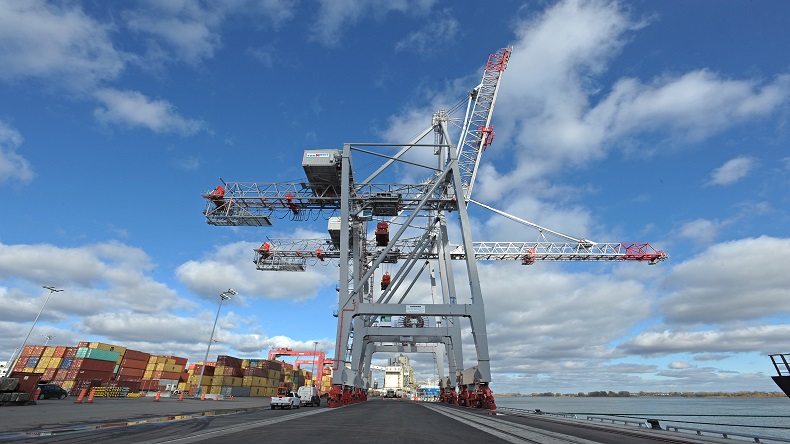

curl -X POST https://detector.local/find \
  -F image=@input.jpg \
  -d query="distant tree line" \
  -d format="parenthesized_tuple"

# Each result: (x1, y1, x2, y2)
(517, 391, 785, 398)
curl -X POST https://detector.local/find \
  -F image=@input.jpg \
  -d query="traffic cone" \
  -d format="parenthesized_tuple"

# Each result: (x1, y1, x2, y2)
(178, 392, 184, 401)
(86, 389, 95, 403)
(201, 393, 206, 400)
(229, 394, 234, 400)
(74, 389, 87, 404)
(154, 391, 161, 402)
(31, 388, 41, 401)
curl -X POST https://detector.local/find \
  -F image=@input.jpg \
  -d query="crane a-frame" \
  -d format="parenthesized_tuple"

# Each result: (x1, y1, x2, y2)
(200, 48, 666, 410)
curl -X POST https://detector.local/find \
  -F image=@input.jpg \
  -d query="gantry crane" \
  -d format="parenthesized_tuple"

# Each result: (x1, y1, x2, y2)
(200, 48, 667, 410)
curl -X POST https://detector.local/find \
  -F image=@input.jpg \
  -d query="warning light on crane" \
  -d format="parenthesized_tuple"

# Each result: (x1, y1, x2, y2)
(375, 222, 389, 247)
(258, 242, 271, 258)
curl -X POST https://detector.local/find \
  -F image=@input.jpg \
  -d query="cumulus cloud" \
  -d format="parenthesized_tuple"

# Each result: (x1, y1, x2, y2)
(123, 0, 297, 65)
(310, 0, 436, 47)
(394, 8, 459, 55)
(176, 239, 336, 301)
(658, 236, 790, 324)
(0, 241, 188, 318)
(93, 88, 206, 135)
(706, 156, 755, 186)
(0, 121, 34, 184)
(677, 218, 728, 245)
(619, 325, 790, 355)
(0, 0, 126, 90)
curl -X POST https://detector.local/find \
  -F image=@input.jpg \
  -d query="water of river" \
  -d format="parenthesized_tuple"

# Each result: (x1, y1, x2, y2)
(495, 396, 790, 441)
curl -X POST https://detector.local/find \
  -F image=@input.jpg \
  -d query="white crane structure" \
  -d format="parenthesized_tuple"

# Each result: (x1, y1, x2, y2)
(200, 48, 667, 410)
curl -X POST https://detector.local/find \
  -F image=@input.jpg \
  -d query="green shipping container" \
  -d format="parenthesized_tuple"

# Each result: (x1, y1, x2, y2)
(75, 347, 121, 362)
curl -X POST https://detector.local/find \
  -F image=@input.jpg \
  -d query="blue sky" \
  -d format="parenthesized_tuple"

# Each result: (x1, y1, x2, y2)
(1, 0, 789, 394)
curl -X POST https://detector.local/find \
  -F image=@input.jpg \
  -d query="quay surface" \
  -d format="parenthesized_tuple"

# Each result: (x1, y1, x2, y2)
(0, 397, 743, 443)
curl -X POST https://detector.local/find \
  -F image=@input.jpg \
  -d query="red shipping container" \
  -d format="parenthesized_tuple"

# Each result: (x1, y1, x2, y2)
(78, 341, 90, 347)
(78, 358, 115, 372)
(245, 367, 266, 377)
(118, 367, 145, 378)
(9, 372, 41, 395)
(114, 380, 140, 392)
(139, 379, 161, 391)
(22, 345, 44, 357)
(119, 358, 148, 370)
(122, 349, 151, 362)
(222, 366, 243, 377)
(54, 369, 69, 381)
(64, 347, 78, 358)
(42, 368, 57, 381)
(151, 371, 164, 379)
(75, 370, 112, 382)
(161, 371, 181, 380)
(192, 364, 214, 376)
(51, 346, 67, 358)
(179, 372, 189, 382)
(216, 355, 242, 368)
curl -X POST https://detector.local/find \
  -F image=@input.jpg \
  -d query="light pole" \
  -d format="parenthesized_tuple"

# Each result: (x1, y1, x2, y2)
(9, 286, 63, 372)
(41, 334, 55, 347)
(312, 341, 318, 387)
(195, 288, 237, 396)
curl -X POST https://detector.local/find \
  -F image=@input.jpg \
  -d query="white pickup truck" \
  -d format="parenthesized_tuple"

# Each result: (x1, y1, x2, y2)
(270, 387, 301, 410)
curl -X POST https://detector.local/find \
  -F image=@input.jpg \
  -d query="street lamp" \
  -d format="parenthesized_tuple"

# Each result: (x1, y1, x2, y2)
(195, 288, 237, 396)
(41, 334, 55, 347)
(312, 341, 318, 387)
(9, 286, 63, 372)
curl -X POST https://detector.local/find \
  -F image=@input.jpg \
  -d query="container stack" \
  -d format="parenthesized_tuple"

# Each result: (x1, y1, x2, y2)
(8, 341, 333, 398)
(115, 348, 151, 392)
(141, 355, 188, 392)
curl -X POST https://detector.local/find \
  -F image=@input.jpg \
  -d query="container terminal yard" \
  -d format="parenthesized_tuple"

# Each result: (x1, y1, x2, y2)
(5, 47, 785, 443)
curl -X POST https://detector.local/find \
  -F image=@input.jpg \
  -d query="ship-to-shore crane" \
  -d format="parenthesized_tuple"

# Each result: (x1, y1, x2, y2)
(200, 48, 667, 410)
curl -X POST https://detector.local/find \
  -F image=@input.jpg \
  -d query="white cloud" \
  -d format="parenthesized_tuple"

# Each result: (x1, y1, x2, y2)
(0, 0, 126, 90)
(394, 8, 459, 55)
(668, 361, 691, 369)
(93, 88, 206, 135)
(659, 236, 790, 324)
(706, 156, 755, 186)
(311, 0, 436, 47)
(0, 241, 189, 319)
(0, 121, 34, 184)
(677, 218, 727, 245)
(620, 325, 790, 355)
(176, 239, 336, 301)
(123, 0, 297, 65)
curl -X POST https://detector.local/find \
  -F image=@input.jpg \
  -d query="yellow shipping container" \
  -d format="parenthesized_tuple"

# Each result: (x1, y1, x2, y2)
(61, 380, 74, 390)
(42, 347, 55, 357)
(90, 342, 127, 355)
(209, 385, 222, 395)
(250, 387, 266, 397)
(218, 376, 242, 387)
(268, 370, 281, 380)
(143, 370, 154, 379)
(242, 359, 250, 368)
(243, 376, 266, 387)
(215, 365, 225, 375)
(163, 363, 182, 373)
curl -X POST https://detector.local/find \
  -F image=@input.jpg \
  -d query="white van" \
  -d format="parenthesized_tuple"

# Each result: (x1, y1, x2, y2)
(297, 386, 320, 406)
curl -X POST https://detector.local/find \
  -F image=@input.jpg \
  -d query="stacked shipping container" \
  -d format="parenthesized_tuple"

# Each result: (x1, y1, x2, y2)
(11, 342, 331, 397)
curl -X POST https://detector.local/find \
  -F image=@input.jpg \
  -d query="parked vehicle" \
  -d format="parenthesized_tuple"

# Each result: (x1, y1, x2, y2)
(270, 386, 300, 409)
(37, 383, 68, 399)
(384, 389, 397, 398)
(297, 386, 320, 406)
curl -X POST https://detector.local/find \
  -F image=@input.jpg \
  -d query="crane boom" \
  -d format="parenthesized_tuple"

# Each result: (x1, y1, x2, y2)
(457, 48, 511, 200)
(253, 238, 668, 270)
